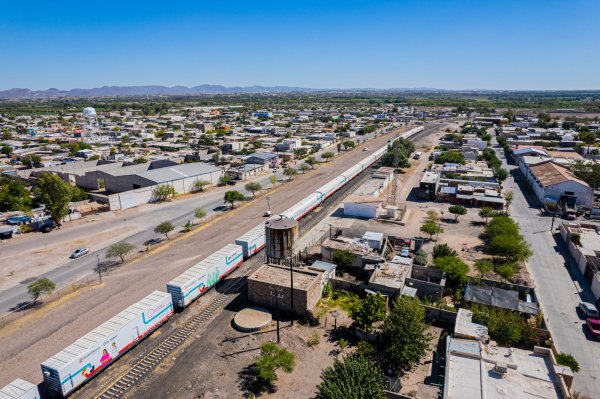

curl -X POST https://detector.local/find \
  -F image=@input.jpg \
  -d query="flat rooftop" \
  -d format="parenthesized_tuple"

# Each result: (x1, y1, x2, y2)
(445, 338, 564, 399)
(248, 264, 321, 291)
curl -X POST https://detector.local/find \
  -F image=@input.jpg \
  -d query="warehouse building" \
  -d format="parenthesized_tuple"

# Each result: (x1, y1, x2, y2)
(521, 160, 593, 207)
(247, 264, 323, 316)
(101, 162, 223, 193)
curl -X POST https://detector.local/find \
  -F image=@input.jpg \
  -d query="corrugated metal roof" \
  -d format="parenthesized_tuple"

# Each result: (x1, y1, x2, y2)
(137, 162, 221, 184)
(529, 160, 588, 188)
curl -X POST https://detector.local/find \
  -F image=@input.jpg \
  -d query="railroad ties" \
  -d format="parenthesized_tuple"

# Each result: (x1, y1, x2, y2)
(97, 271, 252, 399)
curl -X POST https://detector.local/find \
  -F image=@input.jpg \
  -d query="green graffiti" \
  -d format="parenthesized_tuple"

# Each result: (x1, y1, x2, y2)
(207, 270, 220, 287)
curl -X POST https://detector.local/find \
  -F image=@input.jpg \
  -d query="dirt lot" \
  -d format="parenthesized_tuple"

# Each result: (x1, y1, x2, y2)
(109, 293, 351, 399)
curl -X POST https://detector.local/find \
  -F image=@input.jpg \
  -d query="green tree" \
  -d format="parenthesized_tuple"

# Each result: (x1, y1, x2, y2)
(503, 191, 514, 213)
(478, 207, 495, 224)
(245, 182, 262, 197)
(34, 173, 72, 225)
(306, 156, 318, 168)
(494, 168, 509, 181)
(106, 241, 136, 263)
(342, 140, 356, 150)
(470, 305, 532, 347)
(474, 259, 494, 277)
(133, 156, 147, 164)
(383, 296, 431, 373)
(448, 205, 467, 221)
(413, 249, 428, 266)
(252, 140, 263, 149)
(283, 167, 298, 180)
(224, 190, 245, 208)
(555, 353, 580, 373)
(219, 175, 233, 186)
(432, 243, 458, 259)
(351, 293, 386, 333)
(316, 355, 385, 399)
(194, 207, 207, 219)
(255, 342, 296, 386)
(434, 256, 469, 287)
(1, 145, 13, 155)
(332, 249, 356, 270)
(27, 277, 56, 307)
(153, 184, 176, 201)
(22, 154, 42, 168)
(193, 180, 210, 192)
(70, 186, 88, 201)
(154, 221, 174, 239)
(300, 163, 311, 173)
(420, 220, 443, 240)
(496, 262, 519, 282)
(0, 177, 32, 212)
(489, 234, 532, 262)
(269, 174, 278, 187)
(321, 152, 335, 162)
(435, 151, 465, 165)
(293, 147, 308, 158)
(570, 160, 600, 189)
(579, 131, 597, 155)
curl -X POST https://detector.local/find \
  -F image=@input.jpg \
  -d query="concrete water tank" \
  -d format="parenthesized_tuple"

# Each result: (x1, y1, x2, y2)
(265, 216, 298, 261)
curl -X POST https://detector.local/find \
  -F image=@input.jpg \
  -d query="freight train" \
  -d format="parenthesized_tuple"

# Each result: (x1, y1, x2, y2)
(0, 126, 424, 398)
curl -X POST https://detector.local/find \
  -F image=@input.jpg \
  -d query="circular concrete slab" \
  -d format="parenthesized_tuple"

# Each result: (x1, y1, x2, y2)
(233, 307, 272, 332)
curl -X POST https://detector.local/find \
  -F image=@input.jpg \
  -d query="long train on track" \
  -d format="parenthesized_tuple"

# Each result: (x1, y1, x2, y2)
(0, 126, 424, 399)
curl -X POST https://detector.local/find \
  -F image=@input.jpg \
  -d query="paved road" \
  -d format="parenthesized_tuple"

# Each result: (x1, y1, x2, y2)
(0, 127, 395, 313)
(494, 143, 600, 397)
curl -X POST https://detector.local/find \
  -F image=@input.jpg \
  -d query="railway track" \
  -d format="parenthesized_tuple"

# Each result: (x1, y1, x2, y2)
(95, 256, 265, 399)
(94, 126, 432, 399)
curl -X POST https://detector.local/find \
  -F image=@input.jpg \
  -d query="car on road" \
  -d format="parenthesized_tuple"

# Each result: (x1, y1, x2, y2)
(587, 318, 600, 338)
(363, 147, 369, 151)
(272, 168, 279, 172)
(579, 301, 599, 319)
(399, 249, 410, 257)
(226, 180, 237, 186)
(70, 247, 90, 259)
(263, 210, 272, 217)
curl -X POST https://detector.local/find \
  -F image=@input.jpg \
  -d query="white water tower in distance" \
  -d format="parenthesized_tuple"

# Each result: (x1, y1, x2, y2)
(83, 107, 99, 138)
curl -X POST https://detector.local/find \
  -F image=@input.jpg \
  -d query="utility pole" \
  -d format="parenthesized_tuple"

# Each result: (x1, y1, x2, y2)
(266, 196, 271, 213)
(289, 260, 295, 326)
(550, 194, 566, 231)
(96, 254, 102, 284)
(270, 286, 283, 343)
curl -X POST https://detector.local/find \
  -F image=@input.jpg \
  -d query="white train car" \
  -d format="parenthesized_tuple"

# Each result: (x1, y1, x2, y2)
(282, 192, 322, 220)
(235, 224, 267, 258)
(166, 244, 244, 309)
(0, 379, 39, 399)
(41, 291, 173, 398)
(341, 162, 366, 181)
(315, 175, 347, 200)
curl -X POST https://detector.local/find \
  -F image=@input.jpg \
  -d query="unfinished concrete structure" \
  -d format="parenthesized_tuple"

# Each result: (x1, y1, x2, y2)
(247, 264, 323, 316)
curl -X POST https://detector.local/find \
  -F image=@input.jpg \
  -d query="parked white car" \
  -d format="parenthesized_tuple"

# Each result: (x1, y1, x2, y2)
(70, 247, 90, 259)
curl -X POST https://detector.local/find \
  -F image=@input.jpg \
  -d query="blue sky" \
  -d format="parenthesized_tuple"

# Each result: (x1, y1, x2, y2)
(1, 0, 598, 90)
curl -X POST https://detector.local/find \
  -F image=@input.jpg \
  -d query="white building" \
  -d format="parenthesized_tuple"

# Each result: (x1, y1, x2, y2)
(521, 160, 593, 207)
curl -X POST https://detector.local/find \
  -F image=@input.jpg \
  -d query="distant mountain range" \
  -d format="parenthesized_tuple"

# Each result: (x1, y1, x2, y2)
(0, 85, 330, 99)
(0, 85, 451, 99)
